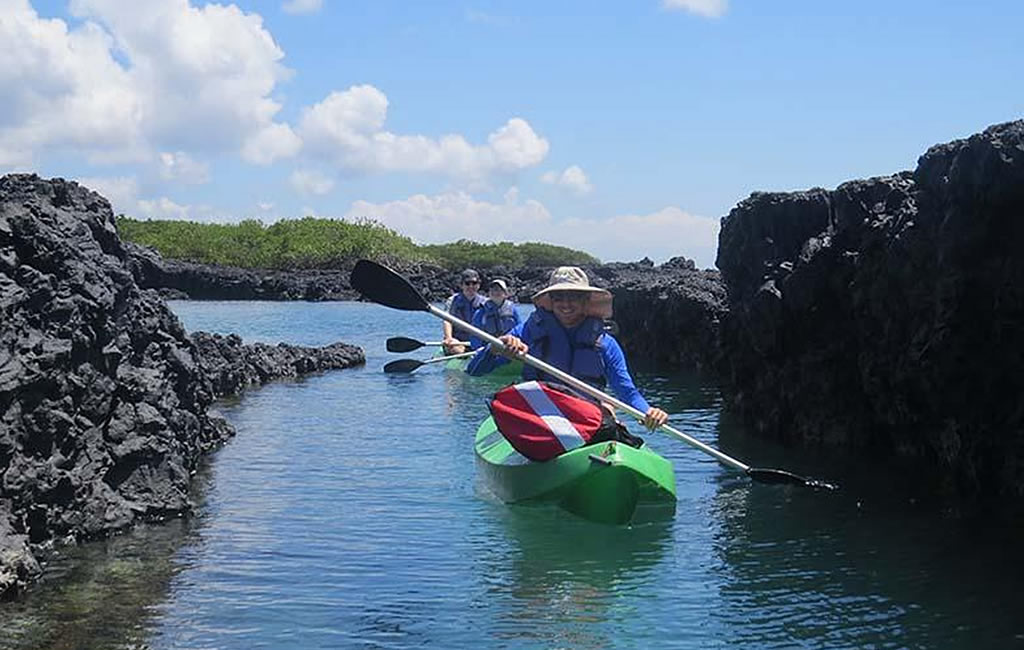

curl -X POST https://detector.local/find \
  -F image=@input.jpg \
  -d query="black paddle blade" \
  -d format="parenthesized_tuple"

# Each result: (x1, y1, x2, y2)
(747, 467, 839, 490)
(383, 358, 425, 374)
(350, 260, 429, 312)
(386, 337, 423, 353)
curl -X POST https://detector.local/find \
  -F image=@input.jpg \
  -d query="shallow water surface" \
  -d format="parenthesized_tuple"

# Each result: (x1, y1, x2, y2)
(1, 301, 1022, 649)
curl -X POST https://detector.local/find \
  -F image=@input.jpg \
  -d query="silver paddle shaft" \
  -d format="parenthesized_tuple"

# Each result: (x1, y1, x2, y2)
(428, 305, 750, 472)
(423, 350, 476, 364)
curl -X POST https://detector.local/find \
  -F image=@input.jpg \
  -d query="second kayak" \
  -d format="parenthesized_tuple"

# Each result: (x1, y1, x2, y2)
(441, 349, 523, 377)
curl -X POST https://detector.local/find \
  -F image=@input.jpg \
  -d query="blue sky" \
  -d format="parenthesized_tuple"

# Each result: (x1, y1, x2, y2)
(3, 0, 1021, 267)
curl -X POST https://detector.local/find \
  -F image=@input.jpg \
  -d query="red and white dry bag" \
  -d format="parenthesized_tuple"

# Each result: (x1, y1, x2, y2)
(489, 380, 610, 461)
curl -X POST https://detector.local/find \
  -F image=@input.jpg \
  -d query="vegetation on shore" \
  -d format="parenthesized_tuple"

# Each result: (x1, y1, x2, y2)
(418, 240, 599, 269)
(116, 216, 600, 270)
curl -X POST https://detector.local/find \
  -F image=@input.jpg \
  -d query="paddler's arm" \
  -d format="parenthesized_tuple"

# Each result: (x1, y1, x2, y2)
(466, 321, 527, 375)
(600, 335, 668, 430)
(441, 295, 458, 351)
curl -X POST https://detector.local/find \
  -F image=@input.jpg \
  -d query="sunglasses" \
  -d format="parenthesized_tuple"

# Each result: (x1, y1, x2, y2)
(549, 291, 587, 302)
(463, 280, 480, 286)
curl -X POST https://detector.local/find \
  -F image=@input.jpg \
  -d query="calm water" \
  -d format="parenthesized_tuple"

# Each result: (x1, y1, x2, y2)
(2, 301, 1022, 649)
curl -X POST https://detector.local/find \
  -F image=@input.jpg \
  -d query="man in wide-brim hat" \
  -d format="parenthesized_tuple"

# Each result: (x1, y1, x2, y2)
(468, 266, 668, 430)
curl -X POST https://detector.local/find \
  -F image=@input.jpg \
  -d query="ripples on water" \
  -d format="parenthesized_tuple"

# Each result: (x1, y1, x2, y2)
(1, 301, 1022, 649)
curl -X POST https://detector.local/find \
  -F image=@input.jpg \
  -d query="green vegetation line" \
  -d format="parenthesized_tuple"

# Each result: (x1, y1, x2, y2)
(116, 216, 600, 270)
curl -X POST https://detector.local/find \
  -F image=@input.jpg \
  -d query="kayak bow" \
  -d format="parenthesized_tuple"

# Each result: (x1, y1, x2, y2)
(439, 348, 523, 377)
(474, 416, 676, 525)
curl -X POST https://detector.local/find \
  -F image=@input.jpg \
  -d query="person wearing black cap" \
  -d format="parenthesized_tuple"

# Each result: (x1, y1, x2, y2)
(442, 268, 487, 354)
(469, 278, 522, 349)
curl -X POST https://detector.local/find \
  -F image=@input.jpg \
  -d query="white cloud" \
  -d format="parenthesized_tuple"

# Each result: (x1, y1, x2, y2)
(289, 169, 335, 196)
(0, 2, 550, 192)
(541, 164, 593, 195)
(0, 0, 296, 170)
(346, 190, 719, 267)
(257, 201, 275, 212)
(242, 123, 302, 165)
(488, 119, 550, 170)
(137, 196, 193, 220)
(0, 1, 145, 166)
(346, 188, 552, 243)
(464, 9, 519, 26)
(282, 0, 323, 15)
(76, 175, 141, 212)
(662, 0, 728, 18)
(0, 145, 32, 170)
(75, 174, 213, 220)
(158, 151, 209, 184)
(299, 85, 549, 180)
(555, 206, 719, 266)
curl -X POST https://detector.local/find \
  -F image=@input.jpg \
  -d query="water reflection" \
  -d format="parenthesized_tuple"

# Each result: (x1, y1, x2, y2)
(634, 369, 722, 413)
(474, 505, 671, 648)
(710, 414, 1024, 649)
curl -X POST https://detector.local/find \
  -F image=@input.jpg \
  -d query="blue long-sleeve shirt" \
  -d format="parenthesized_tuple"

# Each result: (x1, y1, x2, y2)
(466, 318, 651, 413)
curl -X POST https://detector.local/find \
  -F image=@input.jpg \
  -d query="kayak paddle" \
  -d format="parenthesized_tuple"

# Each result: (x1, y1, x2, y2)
(383, 351, 477, 374)
(351, 259, 837, 490)
(386, 336, 469, 353)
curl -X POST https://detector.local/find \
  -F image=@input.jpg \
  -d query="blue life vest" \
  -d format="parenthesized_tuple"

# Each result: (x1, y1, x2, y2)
(449, 292, 486, 335)
(521, 309, 606, 388)
(478, 299, 519, 336)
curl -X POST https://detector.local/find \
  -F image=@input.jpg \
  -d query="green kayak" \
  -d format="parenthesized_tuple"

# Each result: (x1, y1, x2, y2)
(474, 416, 677, 525)
(440, 349, 523, 377)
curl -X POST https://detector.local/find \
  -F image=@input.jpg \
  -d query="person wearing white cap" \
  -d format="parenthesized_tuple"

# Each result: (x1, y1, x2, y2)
(442, 268, 487, 354)
(469, 278, 522, 349)
(467, 267, 668, 430)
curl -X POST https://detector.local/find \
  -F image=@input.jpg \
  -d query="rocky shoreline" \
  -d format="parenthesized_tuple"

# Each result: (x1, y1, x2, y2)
(127, 244, 728, 371)
(189, 332, 363, 399)
(716, 120, 1024, 499)
(0, 175, 364, 599)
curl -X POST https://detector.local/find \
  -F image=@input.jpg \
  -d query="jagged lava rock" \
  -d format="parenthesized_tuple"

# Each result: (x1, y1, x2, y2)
(0, 174, 233, 597)
(716, 121, 1024, 499)
(190, 332, 364, 398)
(589, 259, 727, 371)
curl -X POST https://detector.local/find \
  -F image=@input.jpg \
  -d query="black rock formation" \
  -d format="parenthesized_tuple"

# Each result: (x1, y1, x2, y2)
(589, 259, 726, 372)
(716, 120, 1024, 499)
(190, 332, 364, 398)
(127, 242, 361, 301)
(0, 174, 366, 599)
(127, 243, 464, 303)
(0, 174, 230, 597)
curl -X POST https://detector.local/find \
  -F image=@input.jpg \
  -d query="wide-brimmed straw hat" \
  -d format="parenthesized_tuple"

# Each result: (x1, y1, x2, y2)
(532, 266, 613, 319)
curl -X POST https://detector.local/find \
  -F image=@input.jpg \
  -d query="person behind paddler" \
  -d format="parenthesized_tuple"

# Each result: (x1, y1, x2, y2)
(469, 277, 522, 349)
(442, 268, 487, 355)
(466, 266, 669, 430)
